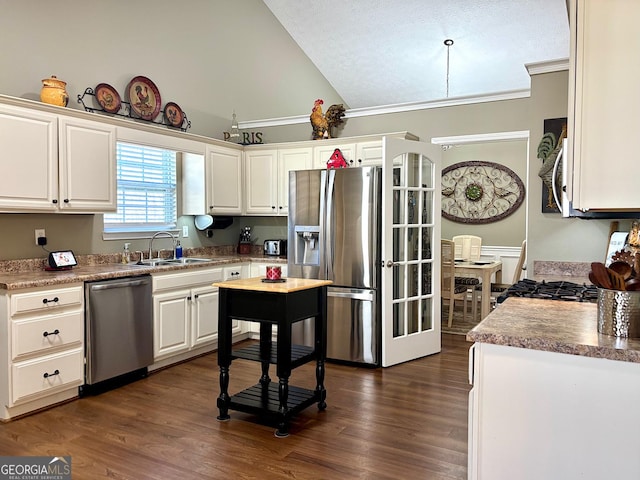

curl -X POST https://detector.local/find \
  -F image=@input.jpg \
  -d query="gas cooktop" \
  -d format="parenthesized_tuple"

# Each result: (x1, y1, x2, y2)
(496, 279, 598, 304)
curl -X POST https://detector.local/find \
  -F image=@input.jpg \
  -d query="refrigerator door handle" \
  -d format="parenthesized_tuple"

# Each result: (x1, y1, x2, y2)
(325, 169, 335, 279)
(328, 288, 374, 301)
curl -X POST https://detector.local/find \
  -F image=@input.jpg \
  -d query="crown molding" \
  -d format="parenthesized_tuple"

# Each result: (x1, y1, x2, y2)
(432, 131, 529, 146)
(238, 89, 531, 129)
(525, 58, 569, 75)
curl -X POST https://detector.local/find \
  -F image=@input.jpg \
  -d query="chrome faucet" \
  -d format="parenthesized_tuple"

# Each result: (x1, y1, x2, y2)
(148, 231, 177, 260)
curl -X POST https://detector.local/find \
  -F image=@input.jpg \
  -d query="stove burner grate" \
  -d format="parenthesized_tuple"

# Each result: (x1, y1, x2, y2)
(497, 279, 597, 304)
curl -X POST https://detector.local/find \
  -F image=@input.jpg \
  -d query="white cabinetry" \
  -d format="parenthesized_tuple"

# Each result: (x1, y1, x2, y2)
(0, 284, 84, 420)
(311, 136, 409, 169)
(58, 116, 117, 212)
(151, 264, 248, 368)
(567, 0, 640, 211)
(468, 342, 640, 479)
(152, 267, 223, 362)
(0, 104, 116, 213)
(245, 147, 312, 215)
(182, 144, 243, 216)
(205, 144, 243, 215)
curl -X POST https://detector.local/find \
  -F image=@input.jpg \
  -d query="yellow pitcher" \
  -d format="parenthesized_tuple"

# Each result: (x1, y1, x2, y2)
(40, 75, 69, 107)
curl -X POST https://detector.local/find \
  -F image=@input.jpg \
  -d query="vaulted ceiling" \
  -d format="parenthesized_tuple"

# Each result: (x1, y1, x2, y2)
(263, 0, 569, 110)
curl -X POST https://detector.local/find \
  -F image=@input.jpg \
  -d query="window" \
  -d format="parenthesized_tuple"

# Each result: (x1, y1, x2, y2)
(104, 142, 177, 235)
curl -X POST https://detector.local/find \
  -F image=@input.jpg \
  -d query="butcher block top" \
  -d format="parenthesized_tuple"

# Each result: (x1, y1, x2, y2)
(213, 277, 333, 293)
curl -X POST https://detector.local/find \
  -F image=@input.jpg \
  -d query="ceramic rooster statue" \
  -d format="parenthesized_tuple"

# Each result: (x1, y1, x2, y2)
(537, 123, 567, 210)
(310, 99, 346, 140)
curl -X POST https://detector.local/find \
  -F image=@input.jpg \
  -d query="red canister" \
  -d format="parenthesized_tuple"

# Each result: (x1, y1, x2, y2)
(265, 266, 282, 280)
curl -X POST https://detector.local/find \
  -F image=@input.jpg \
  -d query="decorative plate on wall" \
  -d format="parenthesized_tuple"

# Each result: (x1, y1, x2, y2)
(94, 83, 121, 113)
(126, 76, 161, 121)
(163, 102, 184, 128)
(441, 161, 525, 224)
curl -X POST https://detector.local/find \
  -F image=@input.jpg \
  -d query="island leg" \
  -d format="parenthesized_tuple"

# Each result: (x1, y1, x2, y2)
(315, 286, 328, 410)
(216, 365, 230, 421)
(216, 288, 231, 421)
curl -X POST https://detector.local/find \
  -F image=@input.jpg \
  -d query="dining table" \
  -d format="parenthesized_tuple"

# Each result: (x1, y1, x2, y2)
(454, 260, 503, 320)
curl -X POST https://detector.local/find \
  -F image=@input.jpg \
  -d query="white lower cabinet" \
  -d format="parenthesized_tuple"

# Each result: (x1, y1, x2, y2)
(468, 342, 640, 479)
(152, 264, 248, 367)
(1, 283, 84, 420)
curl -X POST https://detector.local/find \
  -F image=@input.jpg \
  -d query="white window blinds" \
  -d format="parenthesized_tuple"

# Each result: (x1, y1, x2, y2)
(104, 142, 177, 233)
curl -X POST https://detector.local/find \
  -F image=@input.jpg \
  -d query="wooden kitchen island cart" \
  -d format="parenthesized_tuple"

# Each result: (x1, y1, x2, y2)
(213, 277, 332, 437)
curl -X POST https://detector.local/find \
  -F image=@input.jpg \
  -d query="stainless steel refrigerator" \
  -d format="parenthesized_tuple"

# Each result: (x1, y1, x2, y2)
(288, 167, 381, 366)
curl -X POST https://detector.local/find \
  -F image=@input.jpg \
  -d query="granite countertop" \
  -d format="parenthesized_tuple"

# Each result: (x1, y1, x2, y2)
(0, 254, 287, 290)
(467, 297, 640, 364)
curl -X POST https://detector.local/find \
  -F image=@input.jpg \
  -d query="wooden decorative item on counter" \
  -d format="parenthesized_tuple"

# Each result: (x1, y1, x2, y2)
(40, 75, 69, 107)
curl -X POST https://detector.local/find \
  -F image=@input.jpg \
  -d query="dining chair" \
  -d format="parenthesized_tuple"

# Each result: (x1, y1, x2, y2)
(452, 235, 482, 261)
(452, 235, 482, 314)
(441, 239, 469, 328)
(472, 239, 527, 320)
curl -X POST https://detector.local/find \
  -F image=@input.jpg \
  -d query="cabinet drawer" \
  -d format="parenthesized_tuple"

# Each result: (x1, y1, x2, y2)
(11, 348, 83, 405)
(11, 285, 83, 316)
(153, 268, 224, 292)
(12, 311, 83, 359)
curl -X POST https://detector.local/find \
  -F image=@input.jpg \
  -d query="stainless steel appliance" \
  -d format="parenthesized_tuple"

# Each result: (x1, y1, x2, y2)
(288, 167, 381, 366)
(84, 275, 153, 389)
(264, 239, 287, 256)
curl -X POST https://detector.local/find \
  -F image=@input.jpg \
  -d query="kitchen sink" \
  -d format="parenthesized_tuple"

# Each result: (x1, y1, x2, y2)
(133, 257, 216, 267)
(163, 257, 216, 265)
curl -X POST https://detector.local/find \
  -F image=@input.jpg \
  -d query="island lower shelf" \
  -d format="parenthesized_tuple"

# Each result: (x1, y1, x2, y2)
(231, 342, 315, 368)
(227, 382, 320, 418)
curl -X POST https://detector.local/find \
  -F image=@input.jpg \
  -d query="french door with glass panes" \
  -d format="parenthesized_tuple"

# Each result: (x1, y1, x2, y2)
(381, 137, 441, 367)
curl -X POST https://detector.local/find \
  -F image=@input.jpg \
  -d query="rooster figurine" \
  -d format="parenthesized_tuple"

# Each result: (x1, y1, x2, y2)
(310, 99, 346, 140)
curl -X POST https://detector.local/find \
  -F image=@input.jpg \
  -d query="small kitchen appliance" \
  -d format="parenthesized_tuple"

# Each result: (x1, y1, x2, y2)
(263, 239, 287, 256)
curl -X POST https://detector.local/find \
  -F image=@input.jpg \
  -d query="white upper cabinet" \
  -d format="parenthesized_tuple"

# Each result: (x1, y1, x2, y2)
(0, 104, 58, 211)
(181, 143, 242, 216)
(244, 148, 279, 215)
(313, 142, 357, 169)
(0, 104, 116, 213)
(58, 116, 116, 212)
(567, 0, 640, 211)
(245, 146, 312, 216)
(205, 144, 243, 215)
(277, 147, 313, 214)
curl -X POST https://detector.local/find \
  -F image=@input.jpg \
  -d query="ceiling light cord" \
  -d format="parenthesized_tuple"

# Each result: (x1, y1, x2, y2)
(444, 39, 454, 98)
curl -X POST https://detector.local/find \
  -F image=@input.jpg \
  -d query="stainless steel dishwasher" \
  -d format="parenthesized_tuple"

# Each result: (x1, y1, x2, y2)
(84, 275, 153, 390)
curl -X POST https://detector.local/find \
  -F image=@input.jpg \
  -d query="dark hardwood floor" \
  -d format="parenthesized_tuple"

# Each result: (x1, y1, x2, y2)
(0, 334, 471, 480)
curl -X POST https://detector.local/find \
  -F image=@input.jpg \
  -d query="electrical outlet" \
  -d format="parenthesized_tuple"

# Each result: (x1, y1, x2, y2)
(35, 229, 45, 246)
(182, 225, 189, 237)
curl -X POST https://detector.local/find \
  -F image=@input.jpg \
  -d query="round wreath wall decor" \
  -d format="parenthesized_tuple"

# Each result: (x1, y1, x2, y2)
(441, 161, 525, 224)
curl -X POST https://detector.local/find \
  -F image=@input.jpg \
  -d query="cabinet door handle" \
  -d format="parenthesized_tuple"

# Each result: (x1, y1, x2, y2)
(63, 198, 69, 203)
(42, 297, 59, 304)
(187, 295, 192, 301)
(43, 329, 60, 337)
(271, 206, 276, 210)
(52, 199, 58, 204)
(43, 369, 60, 379)
(193, 294, 199, 300)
